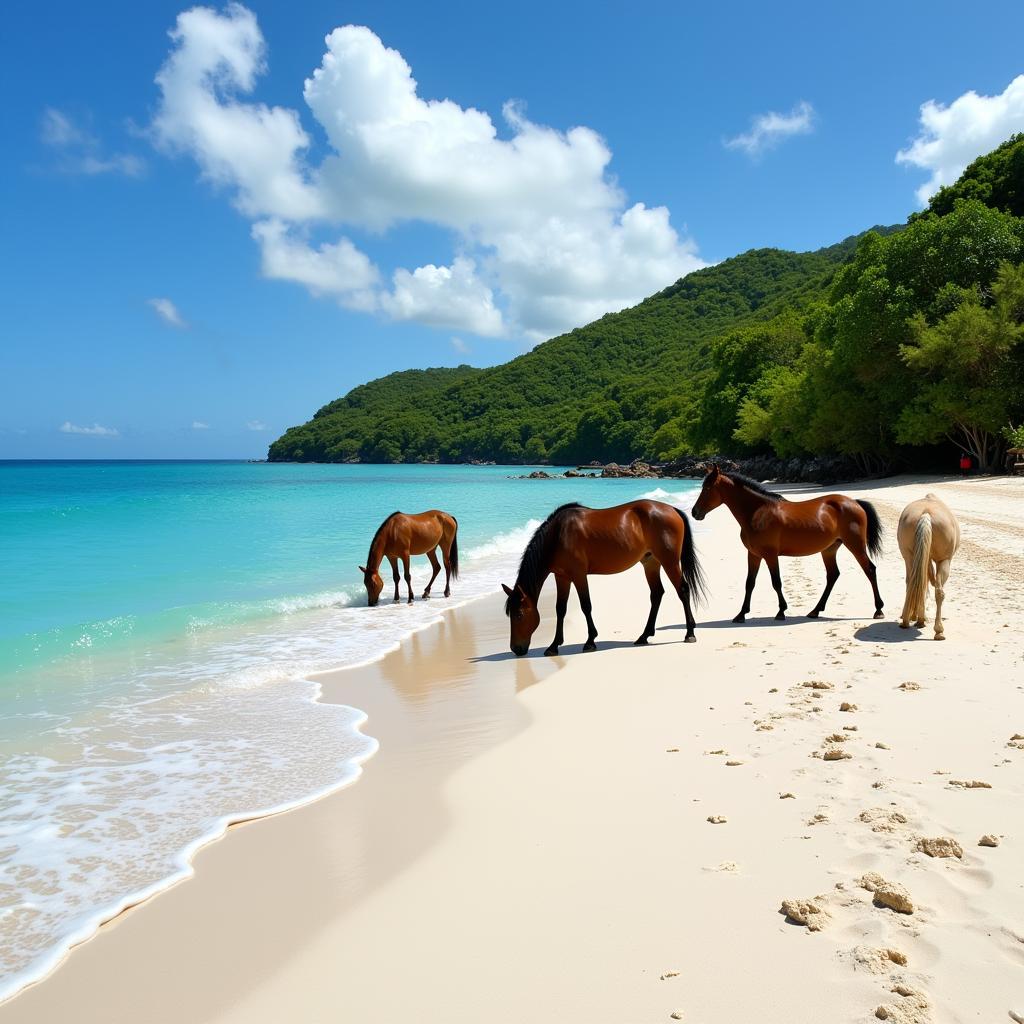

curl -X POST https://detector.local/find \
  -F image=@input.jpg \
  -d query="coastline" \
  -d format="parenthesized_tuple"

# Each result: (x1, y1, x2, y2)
(3, 474, 1022, 1022)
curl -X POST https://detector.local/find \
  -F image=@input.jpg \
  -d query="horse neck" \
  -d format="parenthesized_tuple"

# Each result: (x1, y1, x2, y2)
(515, 565, 549, 605)
(366, 533, 387, 572)
(718, 477, 766, 525)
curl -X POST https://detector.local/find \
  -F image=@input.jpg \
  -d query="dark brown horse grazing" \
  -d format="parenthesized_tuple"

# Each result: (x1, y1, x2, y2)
(360, 511, 459, 606)
(502, 500, 706, 657)
(690, 465, 883, 622)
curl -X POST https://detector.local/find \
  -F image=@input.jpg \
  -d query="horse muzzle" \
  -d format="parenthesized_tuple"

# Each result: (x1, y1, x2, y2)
(691, 508, 705, 521)
(511, 644, 528, 657)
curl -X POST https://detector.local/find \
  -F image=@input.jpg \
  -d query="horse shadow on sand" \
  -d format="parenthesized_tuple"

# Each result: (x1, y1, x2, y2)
(471, 637, 695, 663)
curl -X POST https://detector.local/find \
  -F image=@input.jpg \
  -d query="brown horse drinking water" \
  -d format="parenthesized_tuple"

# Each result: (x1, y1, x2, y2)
(502, 500, 706, 657)
(360, 510, 459, 606)
(690, 465, 883, 622)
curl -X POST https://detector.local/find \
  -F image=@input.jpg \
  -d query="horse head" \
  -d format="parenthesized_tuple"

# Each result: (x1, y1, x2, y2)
(360, 565, 384, 606)
(691, 463, 723, 521)
(502, 582, 539, 656)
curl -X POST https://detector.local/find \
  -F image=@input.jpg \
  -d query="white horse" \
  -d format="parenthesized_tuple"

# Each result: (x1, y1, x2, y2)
(897, 494, 961, 640)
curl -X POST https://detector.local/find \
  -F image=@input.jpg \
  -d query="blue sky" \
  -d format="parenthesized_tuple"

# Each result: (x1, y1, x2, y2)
(3, 0, 1024, 458)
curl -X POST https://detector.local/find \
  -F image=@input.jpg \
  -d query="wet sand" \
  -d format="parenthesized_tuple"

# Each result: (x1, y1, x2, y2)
(3, 475, 1022, 1023)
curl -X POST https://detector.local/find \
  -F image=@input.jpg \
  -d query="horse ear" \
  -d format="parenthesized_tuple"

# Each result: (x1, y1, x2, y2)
(707, 463, 719, 478)
(358, 565, 368, 574)
(501, 583, 514, 597)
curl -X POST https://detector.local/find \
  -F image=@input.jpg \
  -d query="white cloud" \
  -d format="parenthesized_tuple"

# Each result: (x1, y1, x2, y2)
(40, 107, 145, 177)
(896, 75, 1024, 205)
(147, 296, 189, 328)
(450, 336, 469, 354)
(60, 421, 120, 437)
(152, 6, 705, 340)
(192, 420, 210, 429)
(246, 420, 266, 431)
(725, 101, 815, 157)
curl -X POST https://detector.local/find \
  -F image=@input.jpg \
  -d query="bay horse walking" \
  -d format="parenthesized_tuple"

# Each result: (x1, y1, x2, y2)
(360, 511, 459, 606)
(502, 500, 706, 657)
(690, 465, 883, 622)
(897, 494, 960, 640)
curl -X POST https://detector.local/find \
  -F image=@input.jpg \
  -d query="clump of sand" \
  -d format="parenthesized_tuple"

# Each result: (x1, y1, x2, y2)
(706, 815, 727, 825)
(916, 836, 963, 859)
(948, 779, 992, 789)
(803, 680, 834, 690)
(859, 808, 909, 833)
(823, 748, 852, 761)
(875, 983, 930, 1022)
(780, 896, 830, 931)
(840, 702, 858, 712)
(978, 834, 1000, 847)
(898, 682, 922, 692)
(847, 946, 909, 974)
(861, 872, 915, 914)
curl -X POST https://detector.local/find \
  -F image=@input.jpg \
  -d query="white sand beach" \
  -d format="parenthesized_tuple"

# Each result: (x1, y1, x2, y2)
(3, 475, 1022, 1024)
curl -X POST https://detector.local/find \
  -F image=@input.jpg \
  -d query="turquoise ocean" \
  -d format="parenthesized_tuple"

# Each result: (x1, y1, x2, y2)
(0, 460, 699, 999)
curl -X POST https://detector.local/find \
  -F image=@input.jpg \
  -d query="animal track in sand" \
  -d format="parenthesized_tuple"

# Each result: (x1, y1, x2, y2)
(824, 733, 848, 743)
(660, 970, 680, 980)
(978, 834, 1000, 847)
(706, 815, 727, 824)
(724, 760, 744, 767)
(702, 861, 739, 873)
(915, 836, 963, 859)
(803, 680, 834, 690)
(948, 779, 992, 789)
(780, 792, 796, 799)
(845, 945, 909, 974)
(898, 682, 922, 692)
(806, 812, 829, 826)
(876, 742, 891, 750)
(840, 702, 858, 712)
(822, 748, 852, 761)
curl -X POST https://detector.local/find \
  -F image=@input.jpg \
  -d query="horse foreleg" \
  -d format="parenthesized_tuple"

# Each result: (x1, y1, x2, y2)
(574, 576, 598, 652)
(635, 556, 665, 645)
(765, 553, 788, 620)
(808, 541, 841, 618)
(388, 556, 400, 602)
(848, 543, 884, 619)
(422, 548, 441, 598)
(401, 553, 413, 604)
(933, 559, 950, 640)
(734, 552, 761, 623)
(545, 574, 570, 656)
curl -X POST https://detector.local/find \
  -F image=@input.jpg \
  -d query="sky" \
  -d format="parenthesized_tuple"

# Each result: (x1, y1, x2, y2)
(3, 0, 1024, 458)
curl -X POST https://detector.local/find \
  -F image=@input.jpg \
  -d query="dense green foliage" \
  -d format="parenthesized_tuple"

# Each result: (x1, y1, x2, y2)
(271, 136, 1024, 471)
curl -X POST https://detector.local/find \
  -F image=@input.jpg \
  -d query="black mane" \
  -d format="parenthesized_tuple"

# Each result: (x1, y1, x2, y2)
(723, 471, 786, 502)
(505, 502, 584, 614)
(366, 511, 401, 566)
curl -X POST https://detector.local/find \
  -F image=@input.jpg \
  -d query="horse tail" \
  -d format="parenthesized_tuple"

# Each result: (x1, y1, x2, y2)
(449, 515, 460, 580)
(677, 508, 708, 607)
(856, 499, 883, 558)
(906, 513, 932, 623)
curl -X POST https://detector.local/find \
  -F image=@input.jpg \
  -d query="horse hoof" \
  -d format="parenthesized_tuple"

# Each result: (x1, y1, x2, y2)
(898, 621, 909, 629)
(444, 591, 450, 598)
(684, 635, 697, 643)
(421, 592, 431, 599)
(544, 646, 559, 657)
(934, 633, 945, 641)
(914, 620, 925, 628)
(806, 610, 820, 619)
(633, 636, 649, 646)
(732, 614, 746, 624)
(775, 611, 786, 621)
(873, 610, 884, 619)
(583, 642, 597, 652)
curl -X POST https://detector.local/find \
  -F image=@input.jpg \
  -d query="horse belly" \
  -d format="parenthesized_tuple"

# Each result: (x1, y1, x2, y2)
(777, 523, 835, 557)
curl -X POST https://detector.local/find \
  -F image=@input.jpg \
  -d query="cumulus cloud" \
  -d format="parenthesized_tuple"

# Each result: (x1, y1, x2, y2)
(896, 75, 1024, 205)
(192, 420, 210, 429)
(147, 296, 189, 328)
(152, 6, 704, 340)
(246, 419, 266, 431)
(725, 101, 815, 157)
(60, 421, 119, 437)
(41, 108, 145, 177)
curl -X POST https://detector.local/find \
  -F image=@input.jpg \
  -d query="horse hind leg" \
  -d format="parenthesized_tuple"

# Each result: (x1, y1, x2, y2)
(545, 574, 570, 657)
(846, 541, 884, 619)
(933, 559, 950, 640)
(635, 555, 665, 646)
(401, 552, 413, 604)
(765, 553, 788, 620)
(808, 541, 841, 618)
(422, 548, 441, 598)
(659, 550, 696, 642)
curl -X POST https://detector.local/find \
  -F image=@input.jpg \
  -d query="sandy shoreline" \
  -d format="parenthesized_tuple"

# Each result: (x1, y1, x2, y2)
(3, 475, 1022, 1023)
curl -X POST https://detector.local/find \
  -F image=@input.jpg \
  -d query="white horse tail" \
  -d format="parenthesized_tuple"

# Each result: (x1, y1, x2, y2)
(906, 513, 932, 622)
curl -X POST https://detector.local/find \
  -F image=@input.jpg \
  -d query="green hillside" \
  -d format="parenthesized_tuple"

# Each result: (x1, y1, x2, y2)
(270, 136, 1024, 472)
